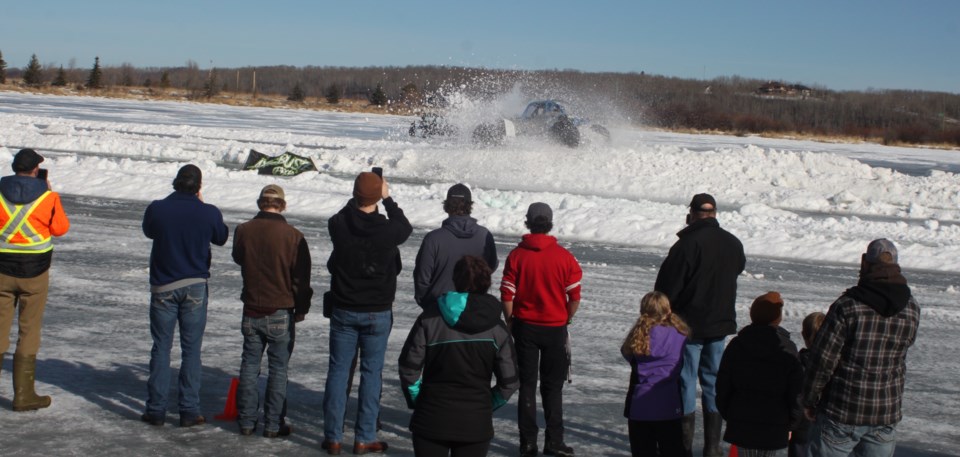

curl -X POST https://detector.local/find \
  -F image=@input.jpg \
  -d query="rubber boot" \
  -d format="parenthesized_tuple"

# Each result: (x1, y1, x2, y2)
(703, 411, 723, 457)
(12, 354, 52, 412)
(681, 412, 695, 457)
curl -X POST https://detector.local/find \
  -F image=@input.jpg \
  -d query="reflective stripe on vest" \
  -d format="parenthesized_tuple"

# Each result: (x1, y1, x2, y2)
(0, 191, 54, 253)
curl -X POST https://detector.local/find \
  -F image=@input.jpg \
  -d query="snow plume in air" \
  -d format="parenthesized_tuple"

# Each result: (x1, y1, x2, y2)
(407, 70, 623, 145)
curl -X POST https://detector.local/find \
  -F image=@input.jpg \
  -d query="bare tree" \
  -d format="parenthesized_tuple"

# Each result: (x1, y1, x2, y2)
(33, 59, 956, 146)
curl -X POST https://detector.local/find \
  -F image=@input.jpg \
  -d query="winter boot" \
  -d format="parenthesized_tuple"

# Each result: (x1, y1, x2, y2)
(544, 440, 574, 457)
(703, 411, 724, 457)
(680, 412, 695, 457)
(12, 354, 52, 412)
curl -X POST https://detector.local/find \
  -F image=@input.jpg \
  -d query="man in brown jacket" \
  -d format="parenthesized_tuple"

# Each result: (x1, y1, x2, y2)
(232, 184, 312, 438)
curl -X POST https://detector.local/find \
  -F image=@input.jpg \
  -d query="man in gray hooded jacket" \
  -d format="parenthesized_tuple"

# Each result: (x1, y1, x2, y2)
(414, 183, 498, 309)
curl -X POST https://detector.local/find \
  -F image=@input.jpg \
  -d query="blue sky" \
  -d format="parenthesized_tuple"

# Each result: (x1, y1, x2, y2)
(2, 0, 958, 93)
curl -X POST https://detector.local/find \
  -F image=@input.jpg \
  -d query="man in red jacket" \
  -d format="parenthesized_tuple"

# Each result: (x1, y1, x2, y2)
(501, 202, 582, 457)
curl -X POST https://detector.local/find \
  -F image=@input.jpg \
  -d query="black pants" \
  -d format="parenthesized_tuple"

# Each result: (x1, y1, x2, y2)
(412, 434, 491, 457)
(513, 320, 568, 445)
(628, 418, 685, 457)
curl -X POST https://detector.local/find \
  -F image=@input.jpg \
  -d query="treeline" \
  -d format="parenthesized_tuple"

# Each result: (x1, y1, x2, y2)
(2, 51, 959, 146)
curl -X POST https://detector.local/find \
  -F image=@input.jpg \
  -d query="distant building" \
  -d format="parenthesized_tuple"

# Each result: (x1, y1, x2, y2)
(757, 81, 813, 98)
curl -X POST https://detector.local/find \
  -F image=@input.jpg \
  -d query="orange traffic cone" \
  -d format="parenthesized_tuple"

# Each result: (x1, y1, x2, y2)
(728, 444, 738, 457)
(214, 377, 240, 421)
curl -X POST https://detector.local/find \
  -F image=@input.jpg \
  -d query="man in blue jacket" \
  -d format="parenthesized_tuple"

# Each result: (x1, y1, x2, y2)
(413, 183, 498, 310)
(141, 164, 229, 427)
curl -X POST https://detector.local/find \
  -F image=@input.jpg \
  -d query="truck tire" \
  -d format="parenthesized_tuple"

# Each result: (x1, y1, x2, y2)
(551, 116, 580, 147)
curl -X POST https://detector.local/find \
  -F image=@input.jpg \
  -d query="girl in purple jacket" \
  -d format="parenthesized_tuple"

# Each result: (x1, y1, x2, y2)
(621, 291, 689, 457)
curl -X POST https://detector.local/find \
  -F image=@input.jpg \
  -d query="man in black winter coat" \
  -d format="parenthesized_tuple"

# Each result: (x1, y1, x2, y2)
(321, 171, 412, 455)
(413, 183, 498, 310)
(655, 193, 745, 457)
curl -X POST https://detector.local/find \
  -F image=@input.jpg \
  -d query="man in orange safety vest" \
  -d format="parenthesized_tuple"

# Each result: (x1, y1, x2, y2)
(0, 148, 70, 411)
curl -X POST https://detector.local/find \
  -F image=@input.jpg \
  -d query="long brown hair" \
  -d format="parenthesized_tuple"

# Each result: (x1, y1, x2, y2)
(621, 291, 689, 356)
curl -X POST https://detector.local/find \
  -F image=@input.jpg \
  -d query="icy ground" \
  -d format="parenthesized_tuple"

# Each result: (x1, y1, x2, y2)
(0, 91, 957, 456)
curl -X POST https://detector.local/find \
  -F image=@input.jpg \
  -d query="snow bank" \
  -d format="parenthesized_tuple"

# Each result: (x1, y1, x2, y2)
(1, 90, 958, 272)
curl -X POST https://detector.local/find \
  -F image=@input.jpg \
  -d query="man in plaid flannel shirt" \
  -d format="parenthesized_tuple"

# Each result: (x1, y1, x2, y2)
(801, 239, 920, 456)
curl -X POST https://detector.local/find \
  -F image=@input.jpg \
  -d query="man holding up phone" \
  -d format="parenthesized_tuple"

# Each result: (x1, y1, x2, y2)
(0, 148, 70, 411)
(322, 169, 411, 454)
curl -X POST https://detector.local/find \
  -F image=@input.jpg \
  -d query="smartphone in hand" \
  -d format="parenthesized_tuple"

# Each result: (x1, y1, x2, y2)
(37, 168, 48, 181)
(371, 167, 383, 177)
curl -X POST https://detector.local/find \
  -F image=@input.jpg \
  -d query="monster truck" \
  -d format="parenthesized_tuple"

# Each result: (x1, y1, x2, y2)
(472, 100, 610, 148)
(408, 112, 459, 138)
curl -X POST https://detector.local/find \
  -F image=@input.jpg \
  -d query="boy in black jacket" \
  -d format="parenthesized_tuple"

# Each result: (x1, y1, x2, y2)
(717, 292, 803, 456)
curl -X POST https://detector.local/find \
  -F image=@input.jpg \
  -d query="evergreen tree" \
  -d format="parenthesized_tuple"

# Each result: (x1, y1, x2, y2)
(202, 70, 219, 98)
(0, 50, 7, 84)
(52, 66, 68, 86)
(22, 54, 43, 86)
(159, 71, 170, 89)
(287, 81, 306, 102)
(87, 56, 103, 89)
(325, 83, 341, 104)
(369, 82, 388, 106)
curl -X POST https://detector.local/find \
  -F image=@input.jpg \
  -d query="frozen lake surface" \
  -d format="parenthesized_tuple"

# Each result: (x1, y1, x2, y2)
(0, 91, 957, 455)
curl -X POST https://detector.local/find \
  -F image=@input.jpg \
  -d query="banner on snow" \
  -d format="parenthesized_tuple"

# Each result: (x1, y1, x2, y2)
(243, 149, 318, 176)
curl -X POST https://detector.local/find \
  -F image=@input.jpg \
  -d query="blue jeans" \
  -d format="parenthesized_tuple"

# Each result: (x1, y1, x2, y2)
(680, 337, 725, 415)
(809, 414, 897, 457)
(323, 307, 392, 443)
(237, 312, 294, 433)
(145, 282, 208, 420)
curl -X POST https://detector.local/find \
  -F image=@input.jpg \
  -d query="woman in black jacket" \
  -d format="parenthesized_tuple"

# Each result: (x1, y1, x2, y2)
(399, 256, 519, 457)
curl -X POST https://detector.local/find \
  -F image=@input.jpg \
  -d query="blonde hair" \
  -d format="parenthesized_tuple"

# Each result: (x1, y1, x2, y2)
(622, 291, 689, 356)
(802, 311, 826, 348)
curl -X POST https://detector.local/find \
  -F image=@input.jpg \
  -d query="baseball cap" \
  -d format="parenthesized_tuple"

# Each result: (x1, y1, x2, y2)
(864, 238, 898, 264)
(526, 202, 553, 223)
(446, 183, 472, 203)
(259, 184, 285, 200)
(12, 148, 44, 172)
(689, 193, 717, 212)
